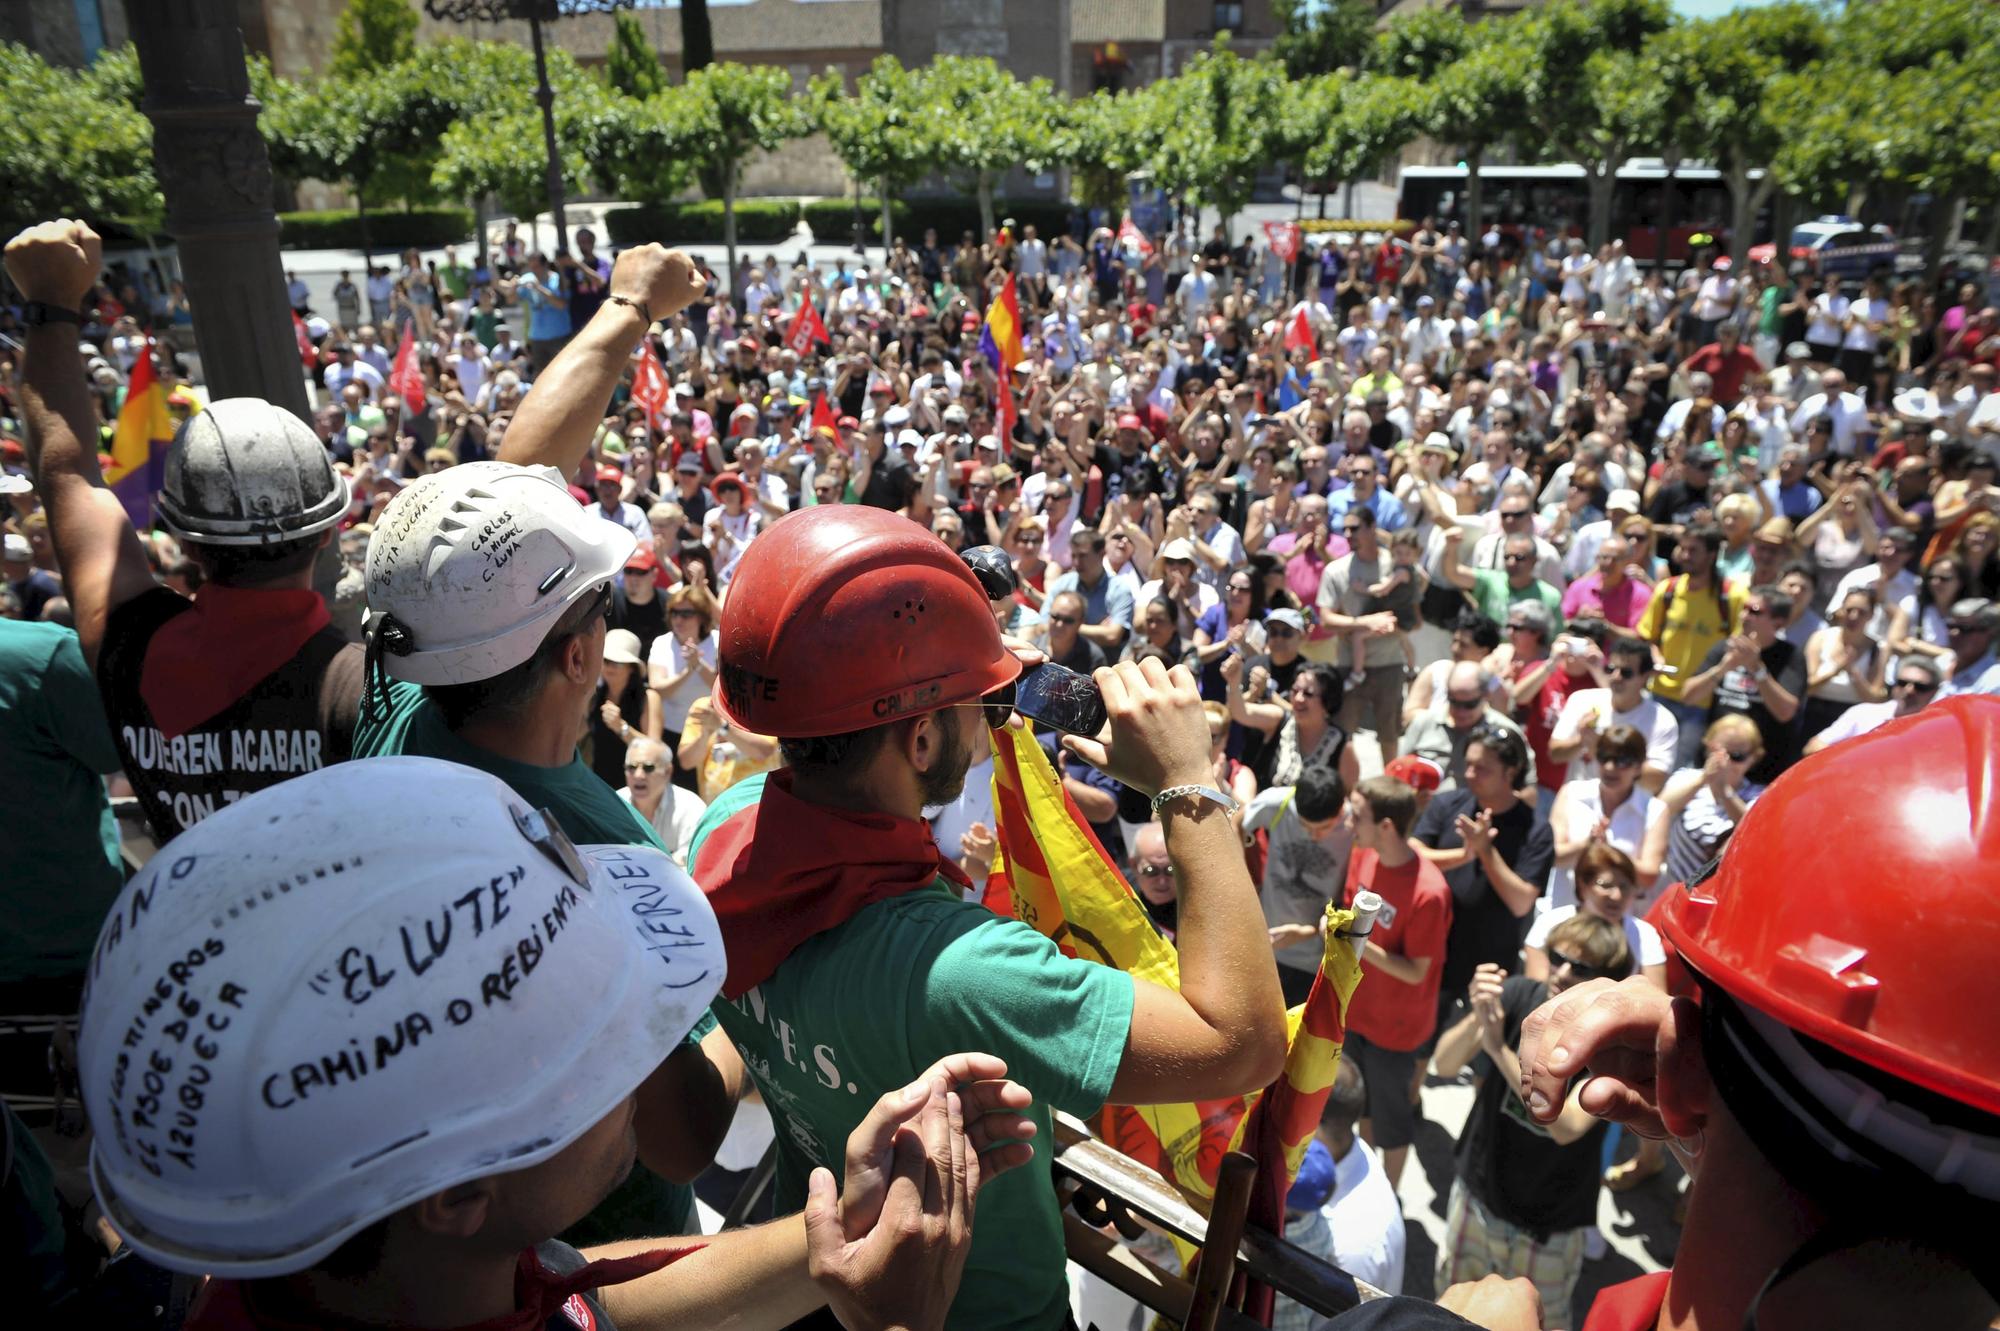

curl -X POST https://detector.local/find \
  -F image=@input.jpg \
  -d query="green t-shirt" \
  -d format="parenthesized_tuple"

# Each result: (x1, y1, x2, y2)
(0, 622, 124, 981)
(1469, 568, 1565, 633)
(690, 776, 1136, 1331)
(354, 679, 664, 850)
(1759, 281, 1789, 337)
(352, 678, 703, 1241)
(438, 263, 471, 300)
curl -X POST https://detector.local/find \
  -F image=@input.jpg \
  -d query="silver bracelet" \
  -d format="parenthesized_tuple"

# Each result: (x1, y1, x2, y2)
(1150, 784, 1242, 817)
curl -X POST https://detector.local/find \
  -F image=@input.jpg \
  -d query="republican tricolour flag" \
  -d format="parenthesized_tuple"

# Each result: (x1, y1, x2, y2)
(983, 723, 1364, 1318)
(106, 347, 174, 528)
(978, 274, 1025, 442)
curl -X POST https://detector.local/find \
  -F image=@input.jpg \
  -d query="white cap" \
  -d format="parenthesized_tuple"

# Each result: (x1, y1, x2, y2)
(602, 627, 643, 665)
(0, 473, 31, 497)
(366, 461, 635, 685)
(897, 428, 926, 449)
(881, 406, 912, 429)
(3, 532, 31, 559)
(1607, 488, 1643, 514)
(79, 757, 722, 1276)
(974, 434, 1002, 452)
(1161, 538, 1197, 562)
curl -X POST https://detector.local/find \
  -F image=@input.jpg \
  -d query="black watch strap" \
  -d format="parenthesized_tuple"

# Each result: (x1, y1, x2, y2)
(21, 301, 83, 327)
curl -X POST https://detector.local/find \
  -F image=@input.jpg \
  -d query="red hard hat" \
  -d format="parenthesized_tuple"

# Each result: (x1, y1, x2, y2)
(713, 506, 1020, 737)
(1658, 697, 2000, 1117)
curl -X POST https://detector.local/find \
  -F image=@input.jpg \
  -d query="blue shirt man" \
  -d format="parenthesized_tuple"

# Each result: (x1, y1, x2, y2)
(1048, 529, 1136, 655)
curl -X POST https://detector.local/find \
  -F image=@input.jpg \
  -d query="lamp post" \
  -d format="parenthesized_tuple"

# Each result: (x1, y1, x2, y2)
(422, 0, 636, 256)
(124, 0, 308, 417)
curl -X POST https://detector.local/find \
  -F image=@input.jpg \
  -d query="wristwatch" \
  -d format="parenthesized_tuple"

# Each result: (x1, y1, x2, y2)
(20, 301, 82, 327)
(1151, 784, 1242, 817)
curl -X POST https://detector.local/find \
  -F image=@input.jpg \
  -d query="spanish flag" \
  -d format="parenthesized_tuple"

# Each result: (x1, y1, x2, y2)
(977, 273, 1024, 374)
(105, 346, 174, 529)
(984, 721, 1364, 1285)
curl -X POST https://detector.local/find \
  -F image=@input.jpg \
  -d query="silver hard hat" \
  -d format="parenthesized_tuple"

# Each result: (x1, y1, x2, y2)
(157, 398, 349, 546)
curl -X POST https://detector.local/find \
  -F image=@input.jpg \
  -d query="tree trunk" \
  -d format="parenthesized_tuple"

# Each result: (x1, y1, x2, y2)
(1659, 152, 1680, 274)
(1981, 204, 2000, 263)
(1728, 171, 1777, 273)
(356, 184, 371, 263)
(1846, 184, 1868, 219)
(1924, 192, 1960, 281)
(1587, 161, 1615, 252)
(723, 167, 739, 306)
(681, 0, 714, 74)
(471, 193, 486, 269)
(880, 178, 894, 262)
(1464, 147, 1484, 250)
(977, 172, 996, 240)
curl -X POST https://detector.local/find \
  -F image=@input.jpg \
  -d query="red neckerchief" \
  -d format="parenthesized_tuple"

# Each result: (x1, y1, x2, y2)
(693, 769, 969, 998)
(1580, 1270, 1670, 1331)
(139, 585, 332, 738)
(183, 1243, 700, 1331)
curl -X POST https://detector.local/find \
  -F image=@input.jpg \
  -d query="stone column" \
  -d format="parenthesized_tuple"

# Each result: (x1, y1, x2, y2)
(125, 0, 308, 418)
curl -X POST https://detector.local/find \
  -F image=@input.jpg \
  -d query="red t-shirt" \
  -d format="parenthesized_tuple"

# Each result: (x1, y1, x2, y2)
(1342, 848, 1452, 1051)
(1683, 344, 1762, 405)
(1581, 1270, 1670, 1331)
(1528, 665, 1589, 792)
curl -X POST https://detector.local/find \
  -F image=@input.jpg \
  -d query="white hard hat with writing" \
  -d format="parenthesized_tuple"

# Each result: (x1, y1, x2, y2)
(77, 756, 722, 1276)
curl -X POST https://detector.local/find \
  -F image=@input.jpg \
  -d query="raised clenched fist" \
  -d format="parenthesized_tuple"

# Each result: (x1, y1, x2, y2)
(610, 244, 707, 324)
(4, 219, 103, 311)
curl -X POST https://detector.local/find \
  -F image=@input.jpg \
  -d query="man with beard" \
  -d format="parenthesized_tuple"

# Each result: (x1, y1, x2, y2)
(689, 505, 1287, 1331)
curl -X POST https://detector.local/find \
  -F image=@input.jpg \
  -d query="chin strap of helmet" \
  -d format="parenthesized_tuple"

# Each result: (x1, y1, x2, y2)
(1700, 989, 2000, 1331)
(362, 612, 416, 726)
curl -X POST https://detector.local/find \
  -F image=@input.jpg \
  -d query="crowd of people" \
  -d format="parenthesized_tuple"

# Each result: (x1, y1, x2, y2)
(2, 202, 1998, 1331)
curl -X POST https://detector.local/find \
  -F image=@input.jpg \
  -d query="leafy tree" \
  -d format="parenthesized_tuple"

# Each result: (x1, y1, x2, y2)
(622, 63, 810, 294)
(1423, 31, 1529, 238)
(0, 42, 159, 237)
(329, 0, 418, 81)
(604, 12, 667, 100)
(1272, 0, 1374, 80)
(1147, 39, 1289, 237)
(811, 57, 936, 255)
(1285, 73, 1428, 218)
(924, 57, 1063, 238)
(1052, 89, 1157, 217)
(1651, 5, 1828, 264)
(1513, 0, 1672, 247)
(1366, 6, 1472, 81)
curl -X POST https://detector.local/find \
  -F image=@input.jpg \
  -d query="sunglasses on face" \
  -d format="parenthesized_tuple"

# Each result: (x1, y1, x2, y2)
(1266, 625, 1298, 640)
(1342, 525, 1364, 536)
(1723, 748, 1755, 763)
(624, 761, 661, 774)
(1503, 553, 1532, 564)
(1547, 946, 1622, 982)
(1447, 695, 1483, 710)
(1893, 677, 1938, 694)
(1136, 862, 1173, 879)
(1500, 509, 1530, 520)
(1601, 754, 1641, 770)
(1047, 613, 1080, 626)
(1948, 622, 1988, 634)
(669, 607, 701, 620)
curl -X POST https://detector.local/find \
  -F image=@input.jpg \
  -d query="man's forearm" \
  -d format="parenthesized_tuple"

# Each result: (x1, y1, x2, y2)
(21, 326, 108, 490)
(1079, 620, 1127, 649)
(1167, 797, 1286, 1073)
(499, 302, 651, 473)
(596, 1215, 821, 1331)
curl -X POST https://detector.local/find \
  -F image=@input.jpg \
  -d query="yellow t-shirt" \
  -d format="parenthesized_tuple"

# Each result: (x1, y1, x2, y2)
(1637, 575, 1745, 701)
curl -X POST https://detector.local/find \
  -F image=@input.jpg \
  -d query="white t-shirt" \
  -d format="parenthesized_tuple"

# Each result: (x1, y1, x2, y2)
(1323, 1139, 1407, 1296)
(1810, 698, 1899, 750)
(1545, 778, 1663, 911)
(1549, 688, 1679, 787)
(1560, 253, 1594, 304)
(647, 630, 719, 733)
(618, 783, 709, 866)
(1016, 238, 1048, 278)
(1526, 904, 1666, 973)
(1806, 293, 1849, 344)
(1135, 578, 1219, 638)
(1843, 296, 1888, 352)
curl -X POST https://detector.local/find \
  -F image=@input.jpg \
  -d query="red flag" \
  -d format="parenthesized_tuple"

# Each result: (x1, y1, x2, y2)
(292, 310, 315, 373)
(630, 342, 673, 431)
(786, 300, 829, 357)
(1284, 306, 1315, 353)
(389, 325, 426, 417)
(1263, 220, 1302, 264)
(810, 392, 838, 438)
(1117, 212, 1154, 257)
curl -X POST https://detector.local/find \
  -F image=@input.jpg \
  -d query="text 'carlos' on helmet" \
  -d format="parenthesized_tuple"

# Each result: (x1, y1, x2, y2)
(157, 398, 349, 546)
(77, 756, 722, 1278)
(714, 505, 1020, 737)
(366, 461, 634, 685)
(1660, 697, 2000, 1118)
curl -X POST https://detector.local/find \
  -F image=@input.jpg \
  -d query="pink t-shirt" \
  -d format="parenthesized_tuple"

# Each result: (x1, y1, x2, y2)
(1560, 569, 1653, 629)
(1267, 531, 1351, 624)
